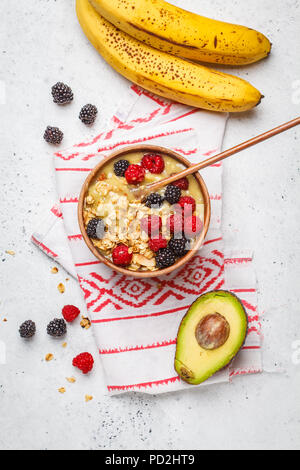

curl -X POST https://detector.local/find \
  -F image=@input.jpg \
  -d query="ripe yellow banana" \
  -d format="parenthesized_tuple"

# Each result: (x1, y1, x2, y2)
(89, 0, 271, 66)
(76, 0, 262, 113)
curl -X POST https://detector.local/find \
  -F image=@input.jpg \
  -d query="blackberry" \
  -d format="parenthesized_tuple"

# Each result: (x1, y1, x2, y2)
(79, 104, 98, 125)
(145, 193, 163, 208)
(114, 159, 130, 177)
(44, 126, 64, 145)
(156, 248, 176, 269)
(164, 184, 181, 204)
(86, 218, 105, 239)
(19, 320, 36, 339)
(47, 318, 67, 337)
(51, 82, 73, 105)
(169, 237, 188, 257)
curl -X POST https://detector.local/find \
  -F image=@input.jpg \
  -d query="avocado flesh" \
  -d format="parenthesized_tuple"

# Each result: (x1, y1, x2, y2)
(175, 290, 248, 385)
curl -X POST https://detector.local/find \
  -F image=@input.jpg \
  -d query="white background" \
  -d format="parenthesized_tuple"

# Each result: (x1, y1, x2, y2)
(1, 0, 300, 450)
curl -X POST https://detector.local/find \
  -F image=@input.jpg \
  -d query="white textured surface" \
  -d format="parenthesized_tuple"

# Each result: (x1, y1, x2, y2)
(1, 0, 300, 450)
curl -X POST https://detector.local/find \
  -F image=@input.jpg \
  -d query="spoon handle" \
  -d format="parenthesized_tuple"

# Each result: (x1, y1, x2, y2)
(146, 116, 300, 193)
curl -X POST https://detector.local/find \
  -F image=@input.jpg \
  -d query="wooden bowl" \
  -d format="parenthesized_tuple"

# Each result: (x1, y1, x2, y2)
(78, 145, 211, 278)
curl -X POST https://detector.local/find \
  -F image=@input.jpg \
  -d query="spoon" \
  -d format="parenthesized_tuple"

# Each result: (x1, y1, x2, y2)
(132, 116, 300, 200)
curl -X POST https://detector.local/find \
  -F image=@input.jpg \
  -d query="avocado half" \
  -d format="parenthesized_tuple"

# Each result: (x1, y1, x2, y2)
(175, 290, 248, 385)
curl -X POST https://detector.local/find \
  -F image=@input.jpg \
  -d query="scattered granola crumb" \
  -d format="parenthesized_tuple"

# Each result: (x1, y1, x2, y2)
(80, 316, 91, 330)
(3, 318, 7, 322)
(62, 342, 67, 348)
(65, 278, 70, 282)
(6, 250, 15, 256)
(58, 387, 66, 394)
(66, 377, 76, 383)
(57, 283, 65, 294)
(85, 395, 93, 402)
(51, 267, 58, 274)
(45, 353, 54, 362)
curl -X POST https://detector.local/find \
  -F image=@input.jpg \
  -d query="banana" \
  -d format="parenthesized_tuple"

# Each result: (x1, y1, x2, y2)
(76, 0, 262, 113)
(89, 0, 271, 66)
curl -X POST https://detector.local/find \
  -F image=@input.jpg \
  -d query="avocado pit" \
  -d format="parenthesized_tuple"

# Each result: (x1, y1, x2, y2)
(195, 313, 230, 350)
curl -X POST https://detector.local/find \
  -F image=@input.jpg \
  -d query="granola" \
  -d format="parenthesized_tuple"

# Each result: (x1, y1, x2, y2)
(83, 151, 205, 272)
(66, 377, 76, 383)
(57, 283, 65, 294)
(6, 250, 15, 256)
(80, 316, 91, 330)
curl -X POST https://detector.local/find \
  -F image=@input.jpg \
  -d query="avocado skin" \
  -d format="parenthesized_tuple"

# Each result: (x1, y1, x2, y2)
(174, 290, 248, 385)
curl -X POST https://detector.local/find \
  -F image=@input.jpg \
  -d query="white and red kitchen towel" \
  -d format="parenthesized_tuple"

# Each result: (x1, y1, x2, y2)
(32, 84, 262, 394)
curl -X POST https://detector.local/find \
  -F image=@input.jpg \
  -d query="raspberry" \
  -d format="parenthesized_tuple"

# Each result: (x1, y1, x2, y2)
(125, 164, 145, 185)
(176, 196, 196, 215)
(112, 244, 133, 266)
(141, 154, 165, 174)
(62, 305, 80, 323)
(156, 248, 176, 269)
(167, 213, 183, 234)
(72, 352, 94, 374)
(171, 177, 189, 190)
(164, 184, 181, 204)
(184, 215, 203, 238)
(140, 215, 162, 236)
(149, 235, 168, 252)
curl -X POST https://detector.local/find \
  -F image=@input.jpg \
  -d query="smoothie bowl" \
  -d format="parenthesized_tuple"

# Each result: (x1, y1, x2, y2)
(78, 145, 211, 278)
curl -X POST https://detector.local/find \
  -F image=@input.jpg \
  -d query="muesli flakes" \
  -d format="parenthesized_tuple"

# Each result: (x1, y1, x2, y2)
(57, 283, 65, 294)
(6, 250, 15, 256)
(66, 377, 76, 383)
(80, 316, 91, 330)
